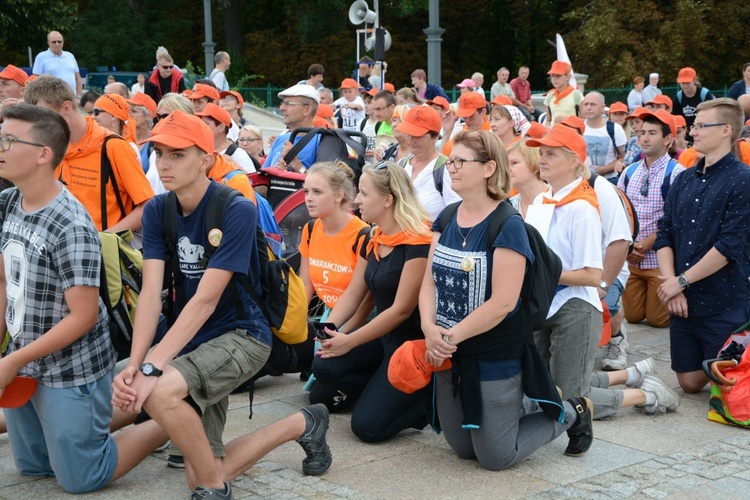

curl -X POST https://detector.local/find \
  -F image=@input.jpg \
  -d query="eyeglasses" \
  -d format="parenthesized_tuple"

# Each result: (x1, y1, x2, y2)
(280, 100, 309, 108)
(0, 135, 46, 152)
(640, 175, 649, 197)
(48, 40, 63, 44)
(160, 65, 174, 70)
(371, 106, 391, 112)
(690, 122, 727, 132)
(92, 108, 106, 117)
(237, 137, 260, 143)
(156, 113, 169, 121)
(445, 157, 489, 169)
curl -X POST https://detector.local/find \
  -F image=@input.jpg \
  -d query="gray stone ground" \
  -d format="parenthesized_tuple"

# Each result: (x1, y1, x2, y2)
(1, 320, 749, 499)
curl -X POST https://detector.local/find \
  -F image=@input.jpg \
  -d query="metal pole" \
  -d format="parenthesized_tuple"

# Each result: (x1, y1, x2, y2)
(424, 0, 444, 88)
(202, 0, 216, 76)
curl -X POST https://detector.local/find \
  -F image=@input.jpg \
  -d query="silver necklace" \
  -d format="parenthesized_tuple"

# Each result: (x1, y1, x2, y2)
(457, 224, 476, 248)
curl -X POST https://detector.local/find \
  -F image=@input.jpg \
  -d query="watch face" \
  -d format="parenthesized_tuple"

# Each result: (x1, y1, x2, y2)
(142, 364, 153, 375)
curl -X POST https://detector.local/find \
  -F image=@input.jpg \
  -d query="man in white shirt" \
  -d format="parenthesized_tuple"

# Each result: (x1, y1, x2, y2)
(32, 31, 82, 98)
(209, 51, 231, 91)
(582, 92, 627, 182)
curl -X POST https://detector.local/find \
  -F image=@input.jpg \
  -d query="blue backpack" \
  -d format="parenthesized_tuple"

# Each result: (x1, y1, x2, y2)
(621, 158, 679, 201)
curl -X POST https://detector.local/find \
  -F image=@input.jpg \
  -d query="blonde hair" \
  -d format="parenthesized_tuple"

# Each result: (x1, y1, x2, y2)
(452, 130, 511, 200)
(557, 147, 589, 178)
(240, 124, 263, 142)
(157, 93, 194, 114)
(397, 87, 421, 105)
(24, 76, 75, 110)
(361, 162, 431, 235)
(506, 141, 541, 180)
(307, 161, 357, 205)
(696, 97, 744, 143)
(392, 104, 413, 121)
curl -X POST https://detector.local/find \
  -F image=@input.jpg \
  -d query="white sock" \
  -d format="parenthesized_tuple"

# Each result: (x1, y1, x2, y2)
(626, 366, 638, 385)
(643, 390, 657, 407)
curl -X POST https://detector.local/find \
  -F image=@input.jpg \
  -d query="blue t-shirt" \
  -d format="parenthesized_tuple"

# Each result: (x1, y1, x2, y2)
(263, 132, 321, 170)
(142, 182, 272, 353)
(432, 211, 533, 379)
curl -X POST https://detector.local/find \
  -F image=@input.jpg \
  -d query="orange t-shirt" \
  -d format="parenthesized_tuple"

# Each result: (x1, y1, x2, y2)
(209, 153, 257, 204)
(58, 117, 154, 230)
(299, 217, 370, 308)
(441, 120, 492, 157)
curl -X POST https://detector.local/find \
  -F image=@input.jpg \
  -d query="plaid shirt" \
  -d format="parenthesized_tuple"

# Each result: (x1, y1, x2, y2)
(618, 153, 685, 269)
(0, 187, 114, 388)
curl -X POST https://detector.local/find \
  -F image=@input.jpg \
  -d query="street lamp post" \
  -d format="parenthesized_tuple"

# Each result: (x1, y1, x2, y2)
(424, 0, 444, 88)
(203, 0, 216, 75)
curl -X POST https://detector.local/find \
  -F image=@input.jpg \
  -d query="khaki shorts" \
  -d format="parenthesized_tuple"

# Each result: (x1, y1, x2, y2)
(171, 329, 271, 456)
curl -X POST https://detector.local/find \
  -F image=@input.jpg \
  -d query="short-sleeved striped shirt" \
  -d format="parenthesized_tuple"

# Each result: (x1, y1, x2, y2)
(0, 186, 114, 388)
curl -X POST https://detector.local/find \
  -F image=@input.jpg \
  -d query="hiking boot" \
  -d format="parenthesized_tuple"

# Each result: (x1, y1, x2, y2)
(296, 404, 332, 475)
(626, 357, 655, 388)
(601, 334, 628, 371)
(167, 454, 185, 468)
(190, 482, 232, 499)
(565, 397, 594, 457)
(638, 375, 680, 414)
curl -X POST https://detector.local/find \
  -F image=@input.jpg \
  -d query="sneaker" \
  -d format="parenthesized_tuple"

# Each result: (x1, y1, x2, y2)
(296, 403, 332, 476)
(565, 397, 594, 457)
(153, 439, 171, 453)
(191, 482, 232, 499)
(638, 375, 680, 414)
(601, 334, 628, 371)
(626, 357, 655, 388)
(167, 454, 185, 468)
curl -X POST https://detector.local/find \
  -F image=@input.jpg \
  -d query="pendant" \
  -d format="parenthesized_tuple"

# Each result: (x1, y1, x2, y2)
(460, 256, 475, 272)
(462, 241, 466, 248)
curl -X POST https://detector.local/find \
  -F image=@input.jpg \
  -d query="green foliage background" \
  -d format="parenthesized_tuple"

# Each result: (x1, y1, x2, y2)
(1, 0, 748, 92)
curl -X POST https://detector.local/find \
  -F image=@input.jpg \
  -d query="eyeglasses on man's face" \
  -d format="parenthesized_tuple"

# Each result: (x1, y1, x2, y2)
(0, 135, 46, 152)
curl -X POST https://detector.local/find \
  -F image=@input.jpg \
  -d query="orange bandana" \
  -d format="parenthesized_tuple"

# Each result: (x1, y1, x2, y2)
(366, 226, 433, 260)
(542, 178, 600, 215)
(550, 85, 575, 105)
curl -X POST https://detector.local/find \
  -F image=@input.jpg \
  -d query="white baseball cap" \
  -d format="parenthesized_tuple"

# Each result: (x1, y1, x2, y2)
(278, 84, 320, 104)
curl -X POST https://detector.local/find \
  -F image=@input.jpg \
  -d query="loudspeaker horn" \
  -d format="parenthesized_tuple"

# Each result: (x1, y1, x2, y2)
(349, 0, 377, 25)
(364, 28, 391, 53)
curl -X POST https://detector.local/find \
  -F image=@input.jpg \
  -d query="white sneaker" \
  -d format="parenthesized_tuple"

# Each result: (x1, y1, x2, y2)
(626, 357, 656, 388)
(601, 335, 628, 371)
(638, 375, 680, 414)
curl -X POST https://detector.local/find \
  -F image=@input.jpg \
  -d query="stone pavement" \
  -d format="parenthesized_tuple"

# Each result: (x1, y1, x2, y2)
(2, 320, 749, 499)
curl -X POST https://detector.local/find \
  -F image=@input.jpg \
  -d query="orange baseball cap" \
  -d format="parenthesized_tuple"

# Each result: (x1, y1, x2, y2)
(426, 96, 450, 112)
(313, 116, 332, 129)
(196, 102, 232, 128)
(387, 340, 452, 394)
(559, 115, 586, 135)
(396, 105, 442, 136)
(526, 122, 547, 139)
(142, 110, 214, 154)
(526, 123, 588, 163)
(609, 102, 628, 114)
(548, 60, 571, 75)
(315, 104, 333, 118)
(95, 93, 130, 122)
(455, 92, 487, 118)
(383, 82, 396, 93)
(638, 109, 676, 136)
(366, 88, 379, 97)
(219, 90, 244, 107)
(189, 83, 220, 102)
(674, 115, 687, 128)
(627, 106, 649, 120)
(677, 67, 696, 83)
(339, 78, 359, 89)
(646, 94, 673, 110)
(0, 64, 28, 87)
(491, 95, 513, 106)
(0, 376, 37, 408)
(127, 92, 157, 116)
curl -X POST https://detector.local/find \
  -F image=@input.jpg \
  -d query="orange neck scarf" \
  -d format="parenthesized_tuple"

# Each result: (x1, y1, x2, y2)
(551, 85, 575, 105)
(542, 178, 600, 215)
(366, 226, 433, 261)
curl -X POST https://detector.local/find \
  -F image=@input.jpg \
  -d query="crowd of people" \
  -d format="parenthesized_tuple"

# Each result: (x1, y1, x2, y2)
(1, 30, 750, 499)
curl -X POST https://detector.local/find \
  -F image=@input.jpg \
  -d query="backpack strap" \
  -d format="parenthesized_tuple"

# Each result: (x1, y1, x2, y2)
(622, 162, 640, 191)
(305, 218, 316, 247)
(438, 201, 461, 233)
(661, 158, 678, 201)
(283, 127, 324, 165)
(433, 154, 448, 195)
(353, 224, 373, 255)
(676, 90, 683, 106)
(374, 121, 382, 134)
(201, 184, 242, 266)
(484, 200, 517, 249)
(700, 87, 709, 101)
(100, 135, 128, 231)
(0, 188, 21, 227)
(606, 121, 621, 157)
(225, 142, 238, 157)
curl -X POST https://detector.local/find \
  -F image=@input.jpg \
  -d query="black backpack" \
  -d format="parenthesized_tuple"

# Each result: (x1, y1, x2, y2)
(439, 200, 562, 331)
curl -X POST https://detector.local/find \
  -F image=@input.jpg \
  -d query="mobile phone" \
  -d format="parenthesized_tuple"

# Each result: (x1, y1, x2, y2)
(311, 322, 337, 340)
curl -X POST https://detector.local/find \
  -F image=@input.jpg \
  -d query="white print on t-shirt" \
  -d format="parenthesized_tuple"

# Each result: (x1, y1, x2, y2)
(178, 236, 205, 277)
(3, 240, 27, 339)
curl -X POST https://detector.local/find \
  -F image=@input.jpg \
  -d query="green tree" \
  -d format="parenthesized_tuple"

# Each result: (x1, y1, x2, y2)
(0, 0, 77, 66)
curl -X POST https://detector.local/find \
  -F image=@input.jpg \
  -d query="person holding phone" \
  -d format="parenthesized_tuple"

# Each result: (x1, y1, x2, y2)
(311, 161, 433, 443)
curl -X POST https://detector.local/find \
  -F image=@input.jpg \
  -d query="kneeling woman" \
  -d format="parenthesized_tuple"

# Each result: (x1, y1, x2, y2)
(419, 130, 593, 471)
(312, 162, 432, 442)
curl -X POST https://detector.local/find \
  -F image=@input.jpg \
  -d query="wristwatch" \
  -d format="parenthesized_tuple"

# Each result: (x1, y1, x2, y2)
(677, 273, 689, 288)
(599, 280, 610, 292)
(140, 362, 163, 377)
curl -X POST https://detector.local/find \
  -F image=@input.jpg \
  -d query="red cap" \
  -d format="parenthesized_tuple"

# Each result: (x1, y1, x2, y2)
(638, 109, 677, 136)
(127, 92, 157, 116)
(609, 102, 628, 114)
(677, 67, 697, 83)
(383, 82, 396, 93)
(526, 123, 588, 163)
(426, 96, 450, 112)
(396, 105, 442, 136)
(559, 115, 586, 135)
(645, 94, 673, 110)
(548, 60, 571, 75)
(455, 92, 487, 118)
(196, 102, 232, 128)
(526, 122, 547, 139)
(0, 376, 37, 408)
(627, 106, 649, 120)
(219, 90, 244, 108)
(491, 95, 513, 106)
(387, 340, 452, 394)
(673, 115, 687, 129)
(189, 83, 220, 102)
(142, 110, 215, 154)
(0, 64, 28, 87)
(339, 78, 359, 90)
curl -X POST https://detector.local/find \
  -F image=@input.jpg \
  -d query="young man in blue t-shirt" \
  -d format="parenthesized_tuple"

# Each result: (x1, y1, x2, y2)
(112, 111, 331, 498)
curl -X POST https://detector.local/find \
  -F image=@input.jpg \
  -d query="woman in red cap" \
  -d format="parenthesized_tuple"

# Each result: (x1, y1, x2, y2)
(420, 130, 594, 470)
(543, 61, 583, 126)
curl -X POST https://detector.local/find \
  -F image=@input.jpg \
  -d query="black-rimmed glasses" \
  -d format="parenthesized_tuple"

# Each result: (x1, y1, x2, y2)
(0, 135, 46, 152)
(690, 122, 727, 132)
(445, 157, 489, 169)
